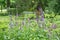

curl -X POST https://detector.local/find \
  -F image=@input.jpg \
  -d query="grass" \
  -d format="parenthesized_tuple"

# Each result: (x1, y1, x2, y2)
(0, 13, 60, 40)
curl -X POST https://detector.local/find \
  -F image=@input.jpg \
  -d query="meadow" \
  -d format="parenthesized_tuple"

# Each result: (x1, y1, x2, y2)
(0, 12, 60, 40)
(0, 0, 60, 40)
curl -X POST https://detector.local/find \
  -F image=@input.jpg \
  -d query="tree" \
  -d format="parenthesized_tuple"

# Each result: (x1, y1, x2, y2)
(45, 0, 60, 14)
(6, 0, 10, 7)
(0, 0, 6, 12)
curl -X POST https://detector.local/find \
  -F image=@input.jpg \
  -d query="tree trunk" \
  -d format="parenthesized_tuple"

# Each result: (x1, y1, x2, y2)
(7, 0, 10, 7)
(1, 5, 2, 12)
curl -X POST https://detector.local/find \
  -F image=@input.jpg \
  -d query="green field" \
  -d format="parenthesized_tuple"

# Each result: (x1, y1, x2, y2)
(0, 0, 60, 40)
(0, 13, 60, 40)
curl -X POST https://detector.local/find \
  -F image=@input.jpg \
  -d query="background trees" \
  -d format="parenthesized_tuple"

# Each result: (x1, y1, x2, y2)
(0, 0, 60, 14)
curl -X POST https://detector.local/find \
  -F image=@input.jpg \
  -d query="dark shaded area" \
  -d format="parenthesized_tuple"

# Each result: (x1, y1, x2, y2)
(7, 0, 10, 7)
(0, 13, 9, 16)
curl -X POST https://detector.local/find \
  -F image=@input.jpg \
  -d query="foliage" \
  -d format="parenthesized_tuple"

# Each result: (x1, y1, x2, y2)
(0, 0, 60, 40)
(0, 25, 60, 40)
(0, 0, 60, 14)
(0, 13, 60, 40)
(46, 0, 60, 14)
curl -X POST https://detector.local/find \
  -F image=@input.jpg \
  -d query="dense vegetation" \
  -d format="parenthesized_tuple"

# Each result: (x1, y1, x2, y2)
(0, 0, 60, 40)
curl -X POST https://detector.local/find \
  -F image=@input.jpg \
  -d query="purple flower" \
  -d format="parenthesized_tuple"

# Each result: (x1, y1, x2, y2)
(41, 16, 44, 21)
(51, 23, 57, 29)
(36, 17, 38, 21)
